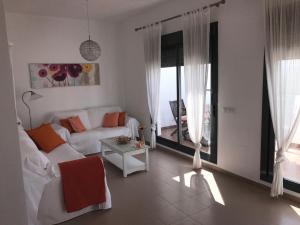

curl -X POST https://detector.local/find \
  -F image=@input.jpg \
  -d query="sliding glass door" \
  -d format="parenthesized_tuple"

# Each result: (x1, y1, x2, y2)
(157, 23, 218, 164)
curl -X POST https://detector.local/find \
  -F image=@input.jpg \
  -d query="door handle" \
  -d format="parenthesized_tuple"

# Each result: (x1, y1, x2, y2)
(212, 105, 216, 117)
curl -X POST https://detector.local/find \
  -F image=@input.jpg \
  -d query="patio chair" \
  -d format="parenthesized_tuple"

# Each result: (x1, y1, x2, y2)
(169, 100, 210, 147)
(169, 100, 189, 140)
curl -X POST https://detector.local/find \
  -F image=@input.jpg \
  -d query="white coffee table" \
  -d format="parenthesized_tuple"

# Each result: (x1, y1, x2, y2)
(101, 138, 149, 177)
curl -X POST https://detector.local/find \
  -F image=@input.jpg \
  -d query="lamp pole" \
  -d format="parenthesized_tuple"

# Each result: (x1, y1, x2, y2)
(22, 91, 33, 129)
(21, 91, 42, 129)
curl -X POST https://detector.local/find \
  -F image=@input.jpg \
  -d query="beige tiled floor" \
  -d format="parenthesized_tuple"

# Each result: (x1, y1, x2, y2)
(61, 149, 300, 225)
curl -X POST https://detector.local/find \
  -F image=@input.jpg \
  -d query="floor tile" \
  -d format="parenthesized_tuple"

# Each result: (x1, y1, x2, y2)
(172, 192, 213, 216)
(170, 217, 201, 225)
(149, 204, 188, 225)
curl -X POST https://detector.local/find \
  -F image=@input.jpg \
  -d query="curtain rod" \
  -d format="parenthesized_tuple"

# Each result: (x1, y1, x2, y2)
(134, 0, 225, 32)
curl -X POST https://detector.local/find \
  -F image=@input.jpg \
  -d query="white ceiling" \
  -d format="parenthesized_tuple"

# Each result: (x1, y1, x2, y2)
(3, 0, 172, 21)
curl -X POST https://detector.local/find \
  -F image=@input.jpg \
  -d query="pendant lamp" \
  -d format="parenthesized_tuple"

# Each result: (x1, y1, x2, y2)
(80, 0, 101, 61)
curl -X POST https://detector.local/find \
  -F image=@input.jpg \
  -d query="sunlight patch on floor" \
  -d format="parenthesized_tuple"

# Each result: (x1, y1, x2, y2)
(184, 171, 197, 187)
(201, 169, 225, 206)
(172, 171, 197, 187)
(172, 169, 225, 205)
(290, 205, 300, 216)
(172, 176, 181, 182)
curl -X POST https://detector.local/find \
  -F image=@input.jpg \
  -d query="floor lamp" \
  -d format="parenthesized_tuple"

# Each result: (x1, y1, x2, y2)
(22, 91, 43, 129)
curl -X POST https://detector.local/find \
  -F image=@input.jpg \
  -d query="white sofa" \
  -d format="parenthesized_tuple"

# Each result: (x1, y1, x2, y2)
(50, 106, 140, 155)
(18, 125, 111, 225)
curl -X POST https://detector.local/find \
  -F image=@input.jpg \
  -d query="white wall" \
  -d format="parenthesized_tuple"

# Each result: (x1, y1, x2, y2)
(158, 67, 177, 130)
(5, 13, 123, 129)
(0, 1, 27, 224)
(119, 0, 265, 183)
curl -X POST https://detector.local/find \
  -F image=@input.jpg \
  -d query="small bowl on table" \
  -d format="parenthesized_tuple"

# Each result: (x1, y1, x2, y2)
(116, 136, 130, 145)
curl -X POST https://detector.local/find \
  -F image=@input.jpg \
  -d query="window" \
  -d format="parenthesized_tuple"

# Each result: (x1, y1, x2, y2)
(157, 22, 218, 163)
(261, 59, 300, 193)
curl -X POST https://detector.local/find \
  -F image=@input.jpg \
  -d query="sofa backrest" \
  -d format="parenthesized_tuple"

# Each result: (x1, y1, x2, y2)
(51, 106, 122, 130)
(87, 106, 122, 129)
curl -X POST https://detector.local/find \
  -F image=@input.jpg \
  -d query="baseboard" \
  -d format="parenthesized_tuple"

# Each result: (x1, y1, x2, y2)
(161, 125, 177, 129)
(156, 143, 300, 204)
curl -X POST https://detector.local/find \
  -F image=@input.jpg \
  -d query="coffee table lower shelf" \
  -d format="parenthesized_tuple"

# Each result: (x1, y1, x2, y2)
(101, 138, 149, 177)
(104, 153, 147, 177)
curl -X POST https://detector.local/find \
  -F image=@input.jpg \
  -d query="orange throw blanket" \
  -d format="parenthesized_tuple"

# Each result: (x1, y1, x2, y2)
(58, 156, 106, 212)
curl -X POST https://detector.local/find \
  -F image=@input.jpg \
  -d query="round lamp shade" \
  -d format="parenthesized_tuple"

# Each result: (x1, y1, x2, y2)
(79, 39, 101, 61)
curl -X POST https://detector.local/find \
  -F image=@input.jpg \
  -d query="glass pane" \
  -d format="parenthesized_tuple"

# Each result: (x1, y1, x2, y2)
(281, 59, 300, 184)
(282, 124, 300, 184)
(180, 65, 212, 153)
(157, 67, 178, 143)
(206, 64, 211, 90)
(202, 90, 211, 153)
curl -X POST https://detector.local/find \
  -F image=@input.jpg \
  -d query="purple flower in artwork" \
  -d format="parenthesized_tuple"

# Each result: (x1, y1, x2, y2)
(38, 69, 48, 77)
(49, 64, 59, 71)
(52, 70, 67, 81)
(68, 64, 82, 78)
(60, 64, 68, 72)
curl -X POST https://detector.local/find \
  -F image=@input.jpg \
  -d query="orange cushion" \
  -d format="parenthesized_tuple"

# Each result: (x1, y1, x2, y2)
(27, 124, 66, 153)
(102, 112, 119, 128)
(68, 116, 86, 133)
(118, 112, 126, 126)
(60, 118, 75, 133)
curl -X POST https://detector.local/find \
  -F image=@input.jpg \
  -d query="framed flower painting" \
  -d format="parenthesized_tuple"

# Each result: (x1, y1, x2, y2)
(28, 63, 100, 89)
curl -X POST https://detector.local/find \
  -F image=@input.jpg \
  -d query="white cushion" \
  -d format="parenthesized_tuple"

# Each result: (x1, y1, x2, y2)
(87, 106, 122, 129)
(51, 109, 92, 130)
(71, 141, 101, 155)
(51, 124, 70, 141)
(43, 143, 84, 165)
(42, 143, 85, 178)
(95, 126, 131, 139)
(69, 126, 130, 145)
(18, 127, 50, 171)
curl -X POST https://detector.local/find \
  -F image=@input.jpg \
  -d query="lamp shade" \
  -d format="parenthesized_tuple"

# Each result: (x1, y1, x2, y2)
(80, 39, 101, 61)
(29, 91, 43, 101)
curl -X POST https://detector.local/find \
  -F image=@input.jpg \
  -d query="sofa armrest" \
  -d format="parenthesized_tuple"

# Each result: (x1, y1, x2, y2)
(126, 116, 140, 140)
(51, 123, 71, 142)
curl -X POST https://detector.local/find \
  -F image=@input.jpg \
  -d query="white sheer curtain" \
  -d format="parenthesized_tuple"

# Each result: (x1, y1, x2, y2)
(143, 24, 162, 148)
(183, 9, 210, 169)
(265, 0, 300, 197)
